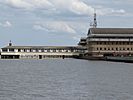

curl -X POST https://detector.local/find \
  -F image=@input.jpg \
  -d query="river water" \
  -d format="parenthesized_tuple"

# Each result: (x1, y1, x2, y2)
(0, 59, 133, 100)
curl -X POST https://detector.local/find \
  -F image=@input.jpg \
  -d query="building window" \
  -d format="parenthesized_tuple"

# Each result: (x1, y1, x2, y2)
(127, 48, 129, 50)
(30, 49, 32, 52)
(116, 48, 118, 51)
(53, 49, 56, 52)
(9, 48, 14, 52)
(108, 48, 110, 50)
(100, 48, 102, 50)
(2, 48, 8, 52)
(47, 49, 50, 52)
(112, 42, 114, 45)
(104, 48, 106, 50)
(24, 49, 26, 52)
(36, 49, 39, 52)
(41, 49, 44, 52)
(18, 49, 21, 52)
(97, 48, 99, 50)
(112, 48, 114, 50)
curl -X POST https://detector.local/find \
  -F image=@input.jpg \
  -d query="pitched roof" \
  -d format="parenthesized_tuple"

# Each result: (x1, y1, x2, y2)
(1, 46, 86, 50)
(89, 28, 133, 34)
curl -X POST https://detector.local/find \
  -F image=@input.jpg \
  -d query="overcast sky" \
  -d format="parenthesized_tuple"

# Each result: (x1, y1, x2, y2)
(0, 0, 132, 47)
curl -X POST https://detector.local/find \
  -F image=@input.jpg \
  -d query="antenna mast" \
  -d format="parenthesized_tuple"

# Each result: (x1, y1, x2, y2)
(90, 9, 97, 28)
(9, 40, 12, 46)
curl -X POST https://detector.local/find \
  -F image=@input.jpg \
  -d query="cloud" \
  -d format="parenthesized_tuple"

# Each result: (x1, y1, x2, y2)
(96, 7, 126, 16)
(5, 0, 32, 9)
(70, 0, 94, 15)
(5, 0, 54, 10)
(0, 21, 12, 28)
(52, 0, 126, 16)
(33, 21, 76, 34)
(115, 0, 133, 4)
(51, 0, 94, 15)
(33, 21, 88, 41)
(1, 0, 126, 16)
(3, 0, 94, 15)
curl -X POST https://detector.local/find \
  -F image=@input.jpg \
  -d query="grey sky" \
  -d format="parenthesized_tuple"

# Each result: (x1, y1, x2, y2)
(0, 0, 132, 47)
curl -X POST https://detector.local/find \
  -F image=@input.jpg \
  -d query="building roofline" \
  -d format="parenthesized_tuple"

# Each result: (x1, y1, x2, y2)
(1, 45, 86, 49)
(88, 28, 133, 35)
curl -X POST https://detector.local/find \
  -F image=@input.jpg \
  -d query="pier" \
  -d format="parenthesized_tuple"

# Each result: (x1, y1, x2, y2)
(0, 44, 87, 59)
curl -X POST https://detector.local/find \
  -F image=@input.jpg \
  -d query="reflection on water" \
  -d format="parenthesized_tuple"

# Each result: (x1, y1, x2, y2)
(0, 59, 133, 100)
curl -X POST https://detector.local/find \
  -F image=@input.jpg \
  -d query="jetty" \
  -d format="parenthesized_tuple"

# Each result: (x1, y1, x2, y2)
(0, 42, 87, 59)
